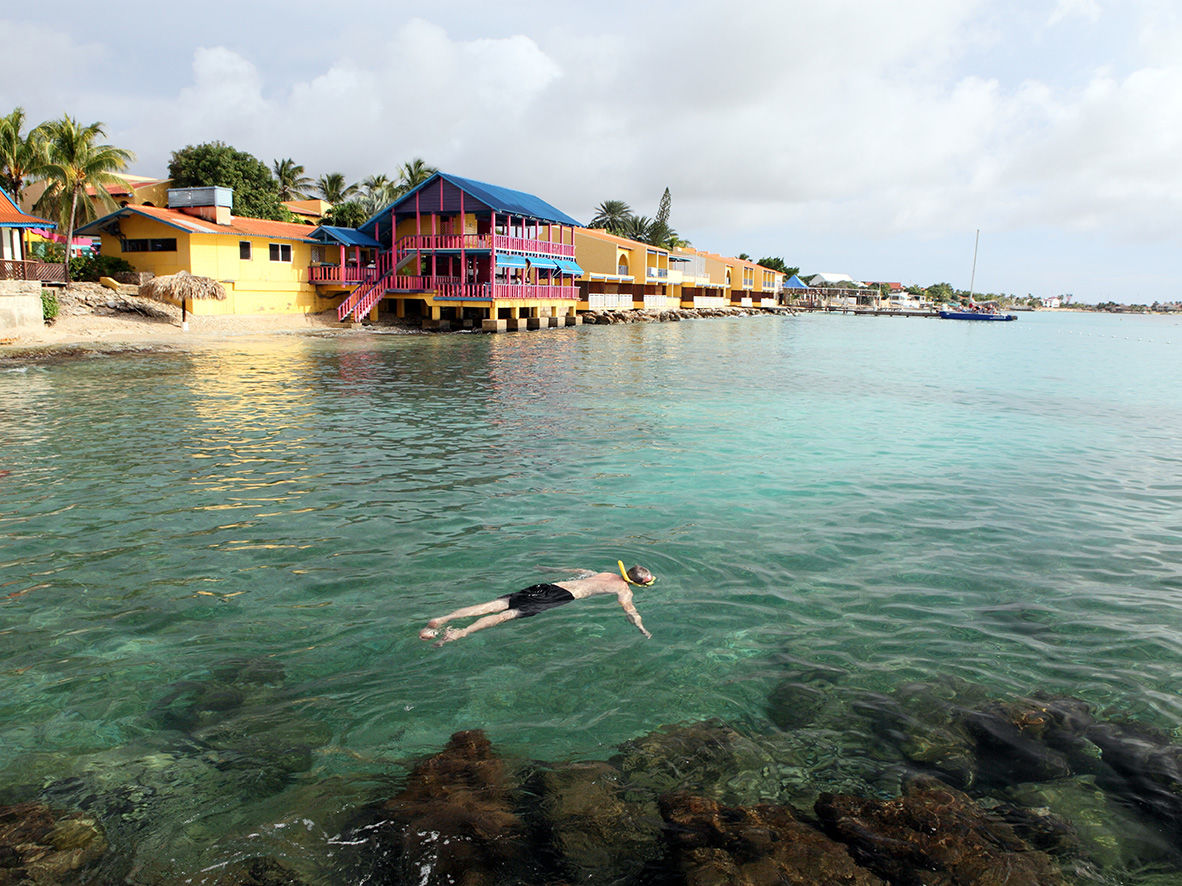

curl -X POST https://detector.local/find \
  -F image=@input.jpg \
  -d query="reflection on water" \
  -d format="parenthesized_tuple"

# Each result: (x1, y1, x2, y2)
(0, 314, 1180, 882)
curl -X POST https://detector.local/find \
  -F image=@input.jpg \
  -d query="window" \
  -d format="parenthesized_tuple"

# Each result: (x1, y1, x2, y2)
(269, 243, 292, 262)
(122, 238, 177, 253)
(239, 241, 252, 260)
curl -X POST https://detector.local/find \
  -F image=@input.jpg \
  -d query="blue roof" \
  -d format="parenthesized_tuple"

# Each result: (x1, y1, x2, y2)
(363, 171, 582, 230)
(784, 274, 810, 289)
(310, 225, 381, 248)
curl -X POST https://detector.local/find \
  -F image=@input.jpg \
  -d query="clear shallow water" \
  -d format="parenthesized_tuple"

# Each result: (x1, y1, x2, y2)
(1, 310, 1180, 880)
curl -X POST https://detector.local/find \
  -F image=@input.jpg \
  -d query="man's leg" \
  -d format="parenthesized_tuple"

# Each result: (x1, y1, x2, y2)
(420, 598, 511, 640)
(435, 609, 519, 645)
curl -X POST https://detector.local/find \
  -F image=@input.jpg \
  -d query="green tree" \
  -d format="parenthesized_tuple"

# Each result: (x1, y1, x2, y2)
(397, 158, 436, 192)
(323, 200, 368, 228)
(0, 107, 49, 203)
(359, 173, 398, 216)
(169, 141, 286, 220)
(34, 116, 134, 282)
(272, 158, 312, 201)
(756, 257, 799, 277)
(315, 172, 359, 205)
(738, 252, 751, 261)
(654, 187, 671, 229)
(589, 199, 632, 234)
(620, 215, 652, 242)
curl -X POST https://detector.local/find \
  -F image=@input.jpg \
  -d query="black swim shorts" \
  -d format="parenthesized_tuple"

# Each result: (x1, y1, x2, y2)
(501, 583, 575, 618)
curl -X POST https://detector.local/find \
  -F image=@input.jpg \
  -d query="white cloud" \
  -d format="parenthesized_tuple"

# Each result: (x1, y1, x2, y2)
(1048, 0, 1102, 25)
(10, 0, 1182, 298)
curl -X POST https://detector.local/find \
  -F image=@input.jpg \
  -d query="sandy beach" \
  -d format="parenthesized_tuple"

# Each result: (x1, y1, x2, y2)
(0, 285, 358, 357)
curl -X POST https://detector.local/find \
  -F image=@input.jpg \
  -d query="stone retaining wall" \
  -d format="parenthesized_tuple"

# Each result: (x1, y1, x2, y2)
(0, 281, 44, 333)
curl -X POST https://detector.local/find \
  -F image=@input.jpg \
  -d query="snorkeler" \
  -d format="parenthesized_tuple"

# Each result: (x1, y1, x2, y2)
(419, 562, 656, 645)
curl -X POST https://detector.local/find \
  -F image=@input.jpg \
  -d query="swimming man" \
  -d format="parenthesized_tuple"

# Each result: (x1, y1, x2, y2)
(419, 562, 655, 645)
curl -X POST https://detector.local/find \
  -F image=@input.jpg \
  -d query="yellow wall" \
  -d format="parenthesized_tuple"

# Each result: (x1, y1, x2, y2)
(573, 229, 625, 278)
(98, 214, 333, 315)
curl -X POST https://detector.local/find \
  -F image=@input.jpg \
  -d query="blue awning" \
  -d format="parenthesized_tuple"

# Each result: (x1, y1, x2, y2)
(527, 257, 559, 270)
(495, 253, 529, 269)
(309, 225, 382, 248)
(555, 258, 584, 275)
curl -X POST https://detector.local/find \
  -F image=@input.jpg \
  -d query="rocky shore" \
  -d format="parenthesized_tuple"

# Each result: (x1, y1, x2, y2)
(3, 667, 1179, 885)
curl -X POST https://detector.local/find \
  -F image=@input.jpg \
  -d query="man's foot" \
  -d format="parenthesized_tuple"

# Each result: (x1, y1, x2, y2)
(419, 627, 438, 641)
(433, 627, 464, 647)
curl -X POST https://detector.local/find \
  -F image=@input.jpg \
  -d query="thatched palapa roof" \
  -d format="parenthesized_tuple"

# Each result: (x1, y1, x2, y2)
(139, 271, 227, 303)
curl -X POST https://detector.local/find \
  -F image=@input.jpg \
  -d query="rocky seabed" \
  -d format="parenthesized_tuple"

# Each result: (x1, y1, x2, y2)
(2, 662, 1180, 884)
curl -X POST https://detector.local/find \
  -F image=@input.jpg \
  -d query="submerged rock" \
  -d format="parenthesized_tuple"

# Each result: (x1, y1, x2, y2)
(611, 718, 784, 805)
(659, 792, 884, 885)
(533, 760, 662, 883)
(815, 775, 1067, 885)
(0, 802, 108, 883)
(351, 729, 526, 885)
(1085, 719, 1182, 842)
(209, 855, 308, 885)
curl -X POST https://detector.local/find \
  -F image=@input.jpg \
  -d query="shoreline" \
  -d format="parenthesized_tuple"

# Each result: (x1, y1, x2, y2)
(0, 288, 792, 362)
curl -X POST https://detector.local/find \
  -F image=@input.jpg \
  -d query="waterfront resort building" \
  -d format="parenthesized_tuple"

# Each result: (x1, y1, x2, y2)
(574, 227, 678, 312)
(316, 172, 584, 331)
(76, 187, 333, 315)
(0, 187, 59, 281)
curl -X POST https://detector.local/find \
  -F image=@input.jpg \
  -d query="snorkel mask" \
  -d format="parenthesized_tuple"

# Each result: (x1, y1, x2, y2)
(618, 560, 656, 587)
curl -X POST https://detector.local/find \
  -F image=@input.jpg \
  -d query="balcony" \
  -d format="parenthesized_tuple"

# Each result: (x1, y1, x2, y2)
(397, 233, 575, 258)
(0, 259, 66, 282)
(646, 267, 669, 279)
(434, 282, 578, 301)
(308, 264, 382, 285)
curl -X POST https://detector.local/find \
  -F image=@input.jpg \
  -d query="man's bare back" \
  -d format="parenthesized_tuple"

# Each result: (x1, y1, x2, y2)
(420, 563, 656, 645)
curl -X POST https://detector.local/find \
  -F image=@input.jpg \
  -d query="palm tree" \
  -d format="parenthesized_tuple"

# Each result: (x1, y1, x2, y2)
(620, 215, 652, 243)
(272, 158, 312, 201)
(359, 173, 398, 215)
(397, 158, 436, 192)
(590, 199, 632, 234)
(33, 116, 134, 282)
(0, 108, 49, 204)
(315, 172, 359, 205)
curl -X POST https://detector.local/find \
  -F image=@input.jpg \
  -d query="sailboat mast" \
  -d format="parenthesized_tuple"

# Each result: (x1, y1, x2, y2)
(968, 228, 979, 303)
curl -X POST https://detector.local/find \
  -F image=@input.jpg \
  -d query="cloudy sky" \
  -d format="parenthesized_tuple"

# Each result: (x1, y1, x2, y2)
(5, 0, 1180, 302)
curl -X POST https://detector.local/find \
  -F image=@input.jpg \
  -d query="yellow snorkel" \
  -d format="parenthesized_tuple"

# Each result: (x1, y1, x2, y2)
(618, 560, 655, 586)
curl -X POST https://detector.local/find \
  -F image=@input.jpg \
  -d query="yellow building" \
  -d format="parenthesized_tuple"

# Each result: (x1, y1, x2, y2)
(22, 174, 171, 215)
(673, 247, 783, 308)
(76, 187, 334, 315)
(283, 198, 331, 225)
(573, 227, 678, 311)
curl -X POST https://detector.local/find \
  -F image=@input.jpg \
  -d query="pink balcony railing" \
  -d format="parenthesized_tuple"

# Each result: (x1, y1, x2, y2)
(432, 282, 578, 300)
(395, 234, 575, 258)
(309, 264, 382, 285)
(492, 234, 575, 258)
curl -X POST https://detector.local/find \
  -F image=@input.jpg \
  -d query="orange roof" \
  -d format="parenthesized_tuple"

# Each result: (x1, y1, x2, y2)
(576, 226, 669, 253)
(0, 189, 54, 228)
(81, 204, 316, 241)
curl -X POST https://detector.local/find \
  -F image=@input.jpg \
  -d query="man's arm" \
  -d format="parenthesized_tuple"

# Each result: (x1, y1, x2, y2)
(618, 591, 652, 639)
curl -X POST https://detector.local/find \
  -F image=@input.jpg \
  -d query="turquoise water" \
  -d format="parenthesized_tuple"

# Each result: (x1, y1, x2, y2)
(1, 311, 1180, 880)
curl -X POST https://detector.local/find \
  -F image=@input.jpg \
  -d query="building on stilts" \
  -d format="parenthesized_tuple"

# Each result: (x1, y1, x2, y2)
(315, 172, 584, 331)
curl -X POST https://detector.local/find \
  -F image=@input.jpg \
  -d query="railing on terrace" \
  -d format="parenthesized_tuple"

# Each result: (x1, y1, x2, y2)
(646, 267, 669, 279)
(396, 233, 575, 258)
(432, 282, 578, 300)
(0, 258, 66, 282)
(308, 264, 382, 285)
